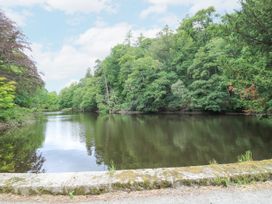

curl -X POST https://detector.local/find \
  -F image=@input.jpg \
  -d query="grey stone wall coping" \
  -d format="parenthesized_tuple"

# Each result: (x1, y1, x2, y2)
(0, 160, 272, 195)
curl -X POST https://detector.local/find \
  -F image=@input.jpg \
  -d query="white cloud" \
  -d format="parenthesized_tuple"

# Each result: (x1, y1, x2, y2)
(75, 23, 131, 59)
(44, 0, 115, 14)
(160, 14, 179, 27)
(141, 0, 240, 18)
(134, 28, 161, 39)
(0, 0, 44, 7)
(2, 8, 32, 27)
(140, 4, 167, 18)
(188, 0, 240, 13)
(31, 43, 91, 81)
(30, 23, 160, 90)
(0, 0, 115, 29)
(0, 0, 115, 14)
(64, 79, 78, 88)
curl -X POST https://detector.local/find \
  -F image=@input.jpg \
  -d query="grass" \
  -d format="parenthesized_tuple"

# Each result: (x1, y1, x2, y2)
(0, 106, 44, 133)
(208, 151, 255, 187)
(209, 159, 218, 165)
(212, 173, 270, 187)
(108, 160, 116, 176)
(212, 177, 230, 187)
(237, 151, 253, 162)
(0, 107, 32, 123)
(68, 191, 74, 199)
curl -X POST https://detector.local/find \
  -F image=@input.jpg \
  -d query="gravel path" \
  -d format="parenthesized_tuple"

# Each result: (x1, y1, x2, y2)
(0, 181, 272, 204)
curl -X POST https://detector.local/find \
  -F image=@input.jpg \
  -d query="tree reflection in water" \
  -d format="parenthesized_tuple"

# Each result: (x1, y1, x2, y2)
(1, 113, 272, 173)
(92, 115, 272, 170)
(0, 122, 46, 173)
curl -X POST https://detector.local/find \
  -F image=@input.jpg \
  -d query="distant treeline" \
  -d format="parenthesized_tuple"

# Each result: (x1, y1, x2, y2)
(59, 0, 272, 114)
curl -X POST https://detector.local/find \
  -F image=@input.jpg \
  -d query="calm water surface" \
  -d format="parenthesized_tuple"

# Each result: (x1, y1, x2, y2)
(0, 112, 272, 173)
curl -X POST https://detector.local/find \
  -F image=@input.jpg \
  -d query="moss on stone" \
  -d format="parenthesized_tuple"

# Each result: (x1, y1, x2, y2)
(116, 171, 137, 181)
(2, 177, 27, 194)
(186, 166, 205, 174)
(89, 187, 108, 195)
(4, 177, 26, 186)
(0, 159, 272, 195)
(72, 186, 86, 195)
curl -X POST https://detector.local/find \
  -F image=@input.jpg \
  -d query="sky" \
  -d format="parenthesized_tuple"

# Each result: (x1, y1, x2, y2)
(0, 0, 240, 92)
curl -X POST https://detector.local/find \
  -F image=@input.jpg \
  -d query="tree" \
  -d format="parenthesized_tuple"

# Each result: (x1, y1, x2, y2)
(222, 46, 272, 113)
(0, 77, 16, 109)
(223, 0, 272, 113)
(149, 26, 176, 70)
(187, 38, 229, 112)
(171, 80, 190, 109)
(227, 0, 272, 53)
(123, 56, 171, 112)
(178, 7, 218, 47)
(59, 83, 78, 109)
(0, 10, 43, 107)
(57, 3, 272, 115)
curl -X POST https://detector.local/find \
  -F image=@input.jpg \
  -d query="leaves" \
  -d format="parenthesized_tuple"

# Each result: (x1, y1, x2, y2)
(0, 77, 16, 109)
(58, 1, 272, 115)
(0, 11, 43, 108)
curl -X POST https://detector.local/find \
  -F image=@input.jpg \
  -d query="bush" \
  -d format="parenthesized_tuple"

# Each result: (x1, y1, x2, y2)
(237, 151, 253, 162)
(0, 77, 16, 109)
(0, 107, 32, 123)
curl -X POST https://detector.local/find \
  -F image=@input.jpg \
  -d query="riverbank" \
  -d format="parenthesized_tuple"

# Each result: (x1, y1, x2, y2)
(0, 107, 42, 133)
(1, 159, 271, 195)
(0, 122, 9, 132)
(61, 107, 272, 117)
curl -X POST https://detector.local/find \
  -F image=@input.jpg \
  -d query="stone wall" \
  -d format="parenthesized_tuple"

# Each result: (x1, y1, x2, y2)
(0, 160, 271, 195)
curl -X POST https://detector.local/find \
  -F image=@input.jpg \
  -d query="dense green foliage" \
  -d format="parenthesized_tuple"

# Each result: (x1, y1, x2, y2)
(0, 122, 45, 172)
(0, 11, 43, 107)
(0, 11, 57, 123)
(30, 88, 59, 111)
(0, 77, 16, 109)
(59, 0, 272, 115)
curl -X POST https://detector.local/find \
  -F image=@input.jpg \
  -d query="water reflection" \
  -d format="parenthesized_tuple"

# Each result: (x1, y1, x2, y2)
(0, 122, 45, 173)
(92, 115, 272, 169)
(0, 113, 272, 173)
(39, 114, 107, 172)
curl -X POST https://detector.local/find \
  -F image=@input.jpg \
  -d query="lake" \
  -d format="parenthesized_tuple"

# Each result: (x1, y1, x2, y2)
(0, 112, 272, 173)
